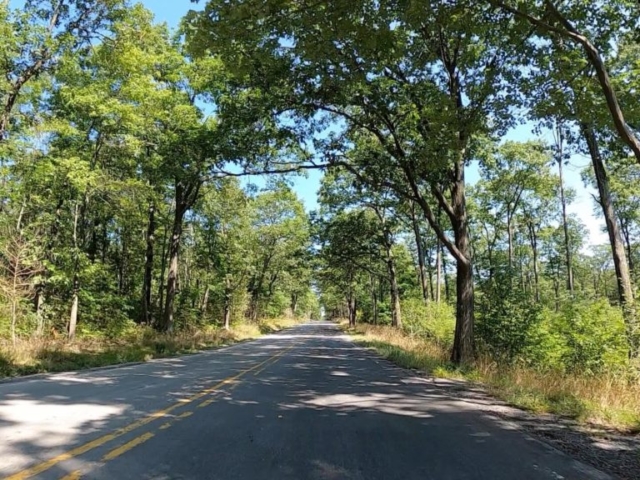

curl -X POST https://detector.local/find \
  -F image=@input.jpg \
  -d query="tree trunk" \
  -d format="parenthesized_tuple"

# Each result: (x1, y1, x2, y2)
(388, 257, 402, 328)
(10, 273, 17, 345)
(527, 220, 540, 302)
(68, 278, 79, 341)
(35, 286, 45, 336)
(621, 222, 634, 276)
(441, 242, 450, 302)
(410, 203, 429, 303)
(161, 209, 184, 332)
(200, 285, 210, 316)
(68, 203, 80, 340)
(247, 253, 273, 322)
(249, 290, 260, 323)
(347, 288, 356, 327)
(141, 201, 155, 325)
(436, 240, 442, 303)
(451, 258, 474, 364)
(223, 303, 231, 330)
(118, 231, 127, 294)
(370, 274, 378, 325)
(223, 279, 232, 330)
(519, 232, 526, 290)
(411, 149, 474, 362)
(582, 124, 638, 357)
(507, 217, 514, 270)
(426, 244, 435, 301)
(383, 231, 402, 328)
(372, 292, 378, 325)
(157, 224, 169, 313)
(159, 180, 201, 332)
(554, 268, 560, 313)
(556, 130, 575, 293)
(351, 297, 357, 327)
(449, 157, 474, 364)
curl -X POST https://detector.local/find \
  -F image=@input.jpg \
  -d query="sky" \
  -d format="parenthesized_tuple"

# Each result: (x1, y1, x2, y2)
(15, 0, 608, 247)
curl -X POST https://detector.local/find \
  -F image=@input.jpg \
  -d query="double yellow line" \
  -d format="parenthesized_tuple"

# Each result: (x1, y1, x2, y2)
(5, 345, 294, 480)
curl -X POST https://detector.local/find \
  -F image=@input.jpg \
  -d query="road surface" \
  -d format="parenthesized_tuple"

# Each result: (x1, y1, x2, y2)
(0, 322, 611, 480)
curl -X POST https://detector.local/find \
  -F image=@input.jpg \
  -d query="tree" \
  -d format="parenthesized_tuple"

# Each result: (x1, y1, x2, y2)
(319, 169, 403, 327)
(0, 0, 125, 140)
(187, 0, 529, 363)
(316, 209, 383, 327)
(246, 183, 310, 322)
(494, 1, 640, 164)
(196, 179, 252, 329)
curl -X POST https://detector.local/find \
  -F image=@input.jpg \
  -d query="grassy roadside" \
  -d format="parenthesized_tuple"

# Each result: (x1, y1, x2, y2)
(0, 318, 300, 378)
(345, 323, 640, 432)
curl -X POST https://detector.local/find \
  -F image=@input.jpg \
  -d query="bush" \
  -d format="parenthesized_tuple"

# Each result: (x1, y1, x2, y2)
(557, 299, 629, 373)
(477, 273, 630, 372)
(401, 298, 455, 347)
(476, 277, 546, 365)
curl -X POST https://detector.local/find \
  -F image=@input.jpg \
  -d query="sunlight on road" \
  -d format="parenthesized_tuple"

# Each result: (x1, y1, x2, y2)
(0, 399, 126, 473)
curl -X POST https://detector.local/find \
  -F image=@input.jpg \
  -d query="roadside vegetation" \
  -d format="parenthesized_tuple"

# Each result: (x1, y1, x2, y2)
(0, 1, 318, 377)
(343, 301, 640, 432)
(0, 318, 300, 378)
(2, 0, 640, 437)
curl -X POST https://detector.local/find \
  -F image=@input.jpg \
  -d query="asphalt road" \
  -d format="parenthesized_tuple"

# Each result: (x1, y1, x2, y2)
(0, 322, 612, 480)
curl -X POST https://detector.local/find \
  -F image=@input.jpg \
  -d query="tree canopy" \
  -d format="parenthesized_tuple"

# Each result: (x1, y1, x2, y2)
(0, 0, 639, 373)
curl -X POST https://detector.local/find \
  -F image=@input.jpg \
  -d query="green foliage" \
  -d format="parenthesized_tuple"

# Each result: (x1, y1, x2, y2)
(557, 300, 629, 373)
(402, 299, 455, 347)
(0, 0, 639, 395)
(477, 275, 546, 364)
(478, 276, 629, 373)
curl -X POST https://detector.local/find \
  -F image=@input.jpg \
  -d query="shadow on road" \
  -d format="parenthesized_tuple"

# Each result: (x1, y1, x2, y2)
(0, 323, 636, 480)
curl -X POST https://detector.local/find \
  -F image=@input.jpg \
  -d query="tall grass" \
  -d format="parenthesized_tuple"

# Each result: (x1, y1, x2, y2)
(0, 317, 300, 378)
(349, 323, 640, 432)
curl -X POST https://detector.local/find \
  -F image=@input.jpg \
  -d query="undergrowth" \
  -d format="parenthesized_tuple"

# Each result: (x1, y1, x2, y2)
(0, 317, 300, 378)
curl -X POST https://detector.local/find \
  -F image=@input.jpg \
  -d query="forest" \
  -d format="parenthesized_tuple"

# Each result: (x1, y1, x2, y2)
(1, 0, 640, 427)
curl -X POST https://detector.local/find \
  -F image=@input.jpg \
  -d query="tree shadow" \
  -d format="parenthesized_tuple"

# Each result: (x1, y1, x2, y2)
(0, 322, 636, 480)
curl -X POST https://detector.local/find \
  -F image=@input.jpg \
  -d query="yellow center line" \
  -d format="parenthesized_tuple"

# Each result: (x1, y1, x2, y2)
(252, 357, 279, 376)
(197, 398, 215, 408)
(58, 471, 81, 480)
(158, 409, 194, 430)
(253, 344, 295, 376)
(101, 432, 155, 462)
(4, 347, 289, 480)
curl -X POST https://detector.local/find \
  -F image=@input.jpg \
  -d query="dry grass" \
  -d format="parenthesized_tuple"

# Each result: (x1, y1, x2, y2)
(348, 323, 640, 432)
(475, 359, 640, 430)
(0, 317, 300, 378)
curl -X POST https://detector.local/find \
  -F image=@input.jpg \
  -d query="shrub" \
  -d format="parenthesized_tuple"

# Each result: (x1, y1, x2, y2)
(476, 276, 545, 364)
(401, 298, 455, 347)
(557, 299, 629, 373)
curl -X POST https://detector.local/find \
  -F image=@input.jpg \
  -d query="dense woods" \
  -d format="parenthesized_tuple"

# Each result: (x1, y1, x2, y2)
(0, 1, 318, 351)
(186, 0, 640, 371)
(2, 0, 640, 398)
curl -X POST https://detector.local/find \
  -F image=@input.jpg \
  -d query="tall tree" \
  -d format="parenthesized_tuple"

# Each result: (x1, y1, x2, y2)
(0, 0, 125, 140)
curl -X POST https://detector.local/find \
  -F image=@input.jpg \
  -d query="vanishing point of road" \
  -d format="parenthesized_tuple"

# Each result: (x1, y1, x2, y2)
(0, 322, 611, 480)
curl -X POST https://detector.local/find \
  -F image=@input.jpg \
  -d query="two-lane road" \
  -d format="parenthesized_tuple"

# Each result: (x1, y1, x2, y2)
(0, 322, 611, 480)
